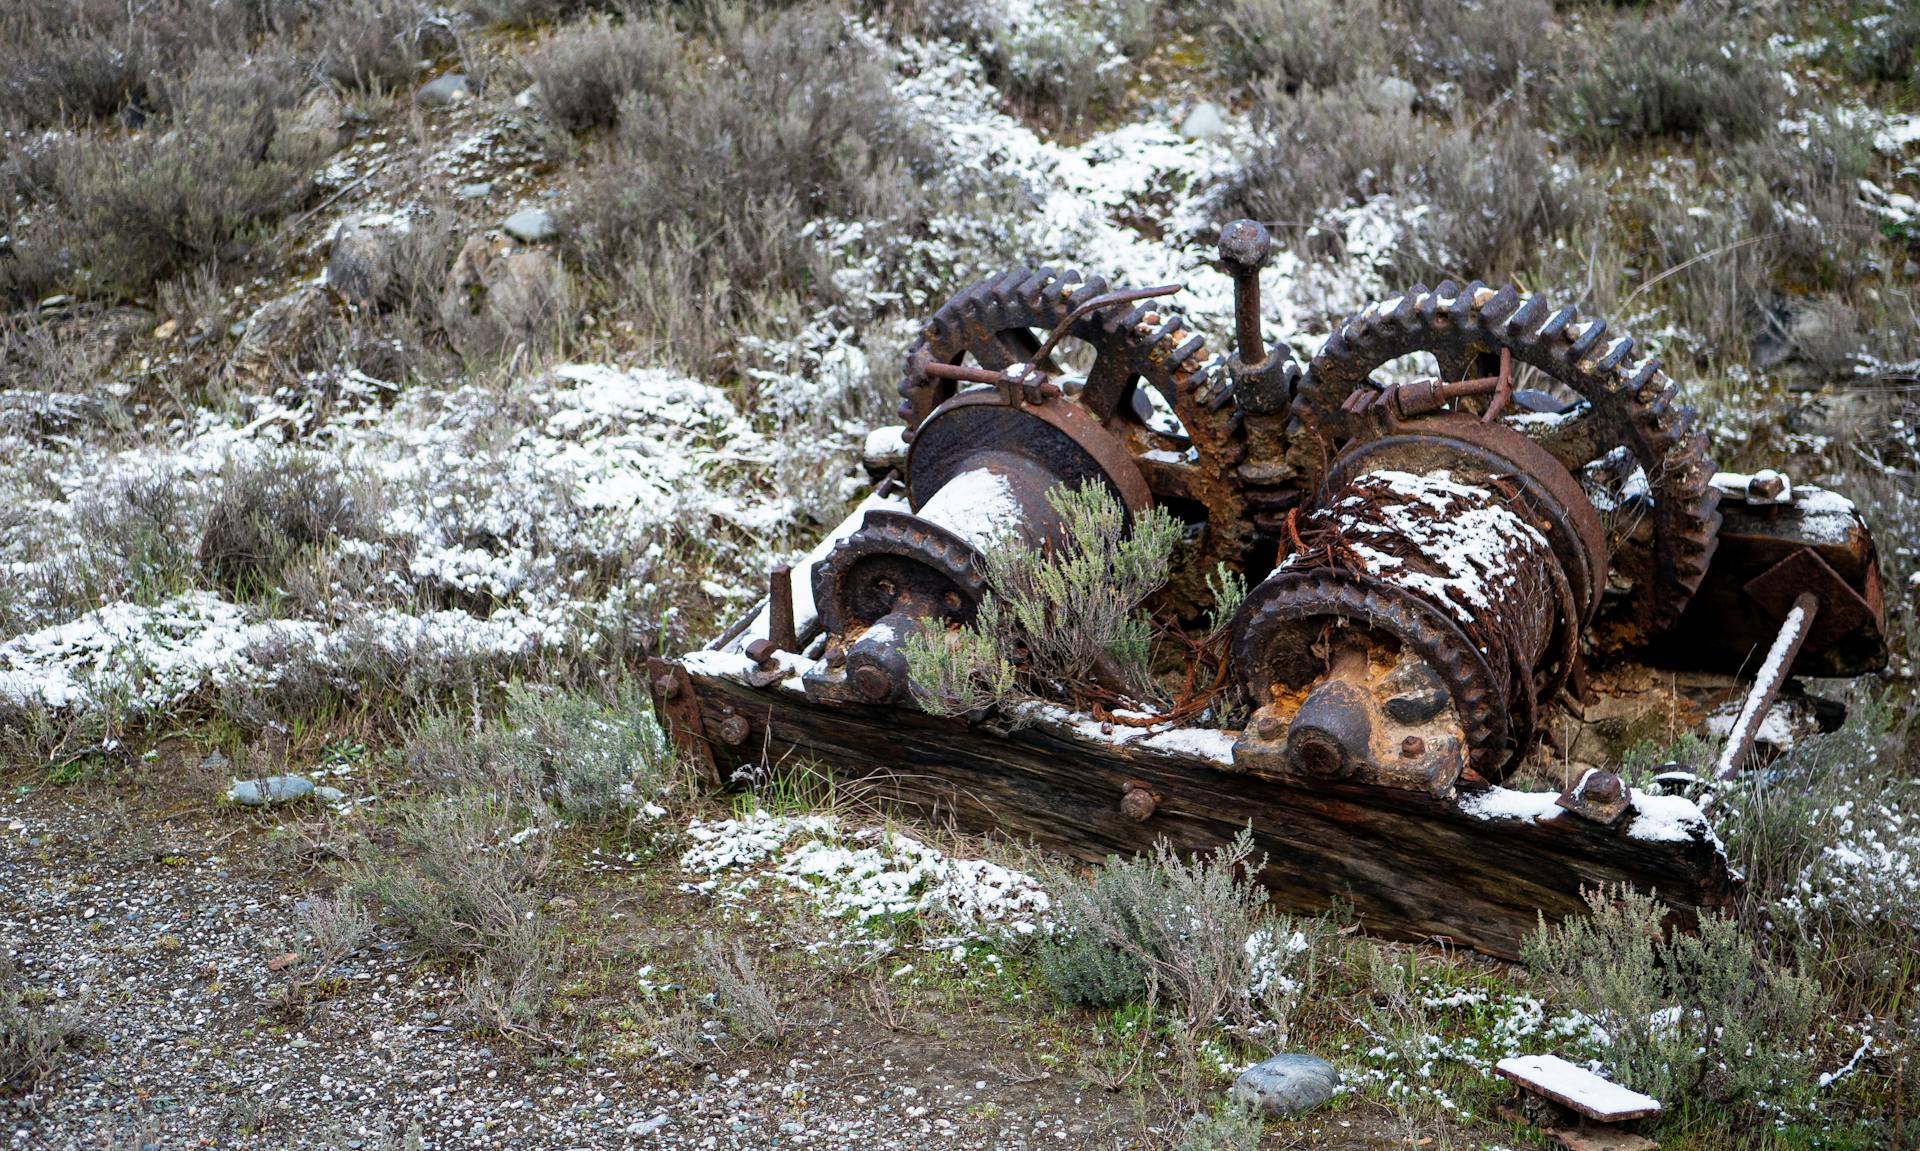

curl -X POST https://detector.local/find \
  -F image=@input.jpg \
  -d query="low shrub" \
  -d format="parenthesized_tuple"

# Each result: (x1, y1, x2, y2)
(529, 12, 680, 136)
(1038, 830, 1320, 1028)
(1220, 86, 1587, 284)
(1403, 0, 1551, 102)
(198, 452, 366, 598)
(1523, 886, 1823, 1110)
(0, 958, 83, 1094)
(565, 3, 936, 363)
(1839, 3, 1920, 87)
(905, 481, 1177, 716)
(1209, 0, 1387, 93)
(699, 934, 789, 1046)
(31, 61, 327, 299)
(309, 0, 433, 95)
(1563, 8, 1780, 145)
(351, 796, 549, 964)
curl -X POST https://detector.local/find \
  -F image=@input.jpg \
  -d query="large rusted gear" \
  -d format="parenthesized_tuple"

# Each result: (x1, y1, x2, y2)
(1294, 282, 1721, 651)
(895, 267, 1256, 617)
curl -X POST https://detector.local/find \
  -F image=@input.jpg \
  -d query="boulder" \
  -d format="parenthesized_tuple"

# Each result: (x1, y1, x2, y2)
(416, 73, 471, 106)
(328, 216, 405, 306)
(501, 207, 558, 244)
(1231, 1052, 1340, 1117)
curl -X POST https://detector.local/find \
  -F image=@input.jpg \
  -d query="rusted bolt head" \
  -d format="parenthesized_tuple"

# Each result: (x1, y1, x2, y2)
(1401, 735, 1426, 758)
(653, 672, 679, 700)
(718, 713, 750, 746)
(1580, 770, 1623, 803)
(851, 664, 894, 702)
(1747, 470, 1786, 501)
(1120, 785, 1157, 822)
(744, 638, 777, 665)
(1253, 714, 1283, 740)
(1218, 219, 1272, 271)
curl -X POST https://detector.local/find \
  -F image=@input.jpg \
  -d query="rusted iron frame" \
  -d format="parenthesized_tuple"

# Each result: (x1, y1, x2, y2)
(918, 284, 1185, 406)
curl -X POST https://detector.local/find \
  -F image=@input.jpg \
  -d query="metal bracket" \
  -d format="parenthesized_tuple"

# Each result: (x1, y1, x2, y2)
(1743, 546, 1876, 653)
(647, 656, 720, 787)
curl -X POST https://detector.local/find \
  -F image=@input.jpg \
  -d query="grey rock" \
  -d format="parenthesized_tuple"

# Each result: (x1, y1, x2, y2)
(457, 181, 494, 201)
(199, 751, 232, 775)
(629, 1113, 669, 1135)
(1231, 1052, 1339, 1117)
(1375, 76, 1419, 112)
(416, 73, 471, 106)
(313, 786, 347, 804)
(327, 216, 399, 305)
(226, 775, 315, 807)
(1180, 102, 1229, 140)
(284, 87, 349, 157)
(501, 207, 558, 243)
(225, 286, 329, 383)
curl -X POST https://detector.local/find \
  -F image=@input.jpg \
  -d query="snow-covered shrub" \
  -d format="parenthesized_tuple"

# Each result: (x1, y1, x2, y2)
(1563, 8, 1780, 145)
(1038, 830, 1309, 1027)
(197, 451, 368, 598)
(1523, 886, 1822, 1110)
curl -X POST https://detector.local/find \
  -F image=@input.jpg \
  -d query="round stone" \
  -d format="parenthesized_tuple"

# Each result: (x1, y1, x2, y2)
(1232, 1052, 1340, 1117)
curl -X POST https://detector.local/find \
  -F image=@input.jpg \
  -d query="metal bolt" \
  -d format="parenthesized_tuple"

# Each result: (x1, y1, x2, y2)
(1253, 714, 1283, 740)
(1218, 219, 1272, 368)
(745, 638, 777, 666)
(653, 672, 679, 700)
(1120, 782, 1157, 822)
(1401, 735, 1426, 758)
(718, 712, 750, 746)
(851, 665, 893, 702)
(1580, 770, 1623, 803)
(1746, 470, 1786, 502)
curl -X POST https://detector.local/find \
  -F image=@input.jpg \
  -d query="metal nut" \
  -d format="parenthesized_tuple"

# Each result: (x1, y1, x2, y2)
(653, 672, 679, 700)
(1253, 714, 1283, 740)
(718, 712, 750, 746)
(1120, 782, 1158, 822)
(1401, 735, 1426, 758)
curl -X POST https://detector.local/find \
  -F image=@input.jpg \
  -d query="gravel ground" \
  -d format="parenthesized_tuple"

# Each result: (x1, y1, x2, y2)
(0, 769, 1210, 1151)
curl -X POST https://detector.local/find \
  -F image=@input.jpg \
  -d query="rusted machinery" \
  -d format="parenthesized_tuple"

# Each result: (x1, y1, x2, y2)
(655, 220, 1889, 957)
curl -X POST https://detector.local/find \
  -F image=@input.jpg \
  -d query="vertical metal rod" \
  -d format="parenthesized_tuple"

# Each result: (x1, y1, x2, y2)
(1218, 219, 1272, 368)
(1712, 591, 1819, 780)
(768, 565, 797, 654)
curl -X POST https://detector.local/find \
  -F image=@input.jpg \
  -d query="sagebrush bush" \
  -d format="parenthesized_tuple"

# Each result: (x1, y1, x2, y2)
(898, 0, 1156, 126)
(1222, 87, 1586, 282)
(309, 0, 432, 94)
(1038, 830, 1315, 1027)
(352, 796, 549, 963)
(530, 12, 680, 135)
(34, 61, 327, 298)
(1210, 0, 1387, 93)
(564, 3, 937, 362)
(0, 958, 82, 1093)
(463, 0, 605, 28)
(905, 482, 1177, 716)
(1523, 887, 1823, 1109)
(1403, 0, 1550, 102)
(1840, 3, 1920, 87)
(198, 452, 365, 597)
(699, 934, 788, 1046)
(1712, 689, 1918, 1008)
(1564, 8, 1780, 145)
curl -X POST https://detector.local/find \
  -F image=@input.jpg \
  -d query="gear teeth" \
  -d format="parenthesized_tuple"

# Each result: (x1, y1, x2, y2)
(1066, 276, 1109, 308)
(1481, 285, 1523, 326)
(1168, 333, 1207, 371)
(1538, 304, 1577, 343)
(1503, 295, 1547, 339)
(1628, 359, 1662, 398)
(1569, 317, 1607, 359)
(1594, 335, 1635, 374)
(1452, 282, 1482, 326)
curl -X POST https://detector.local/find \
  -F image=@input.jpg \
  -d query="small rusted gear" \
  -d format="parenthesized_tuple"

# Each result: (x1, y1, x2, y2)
(1295, 282, 1721, 650)
(895, 267, 1254, 617)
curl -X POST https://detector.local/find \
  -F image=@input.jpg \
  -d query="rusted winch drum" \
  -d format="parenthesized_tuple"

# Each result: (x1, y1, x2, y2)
(810, 386, 1149, 704)
(1231, 417, 1606, 790)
